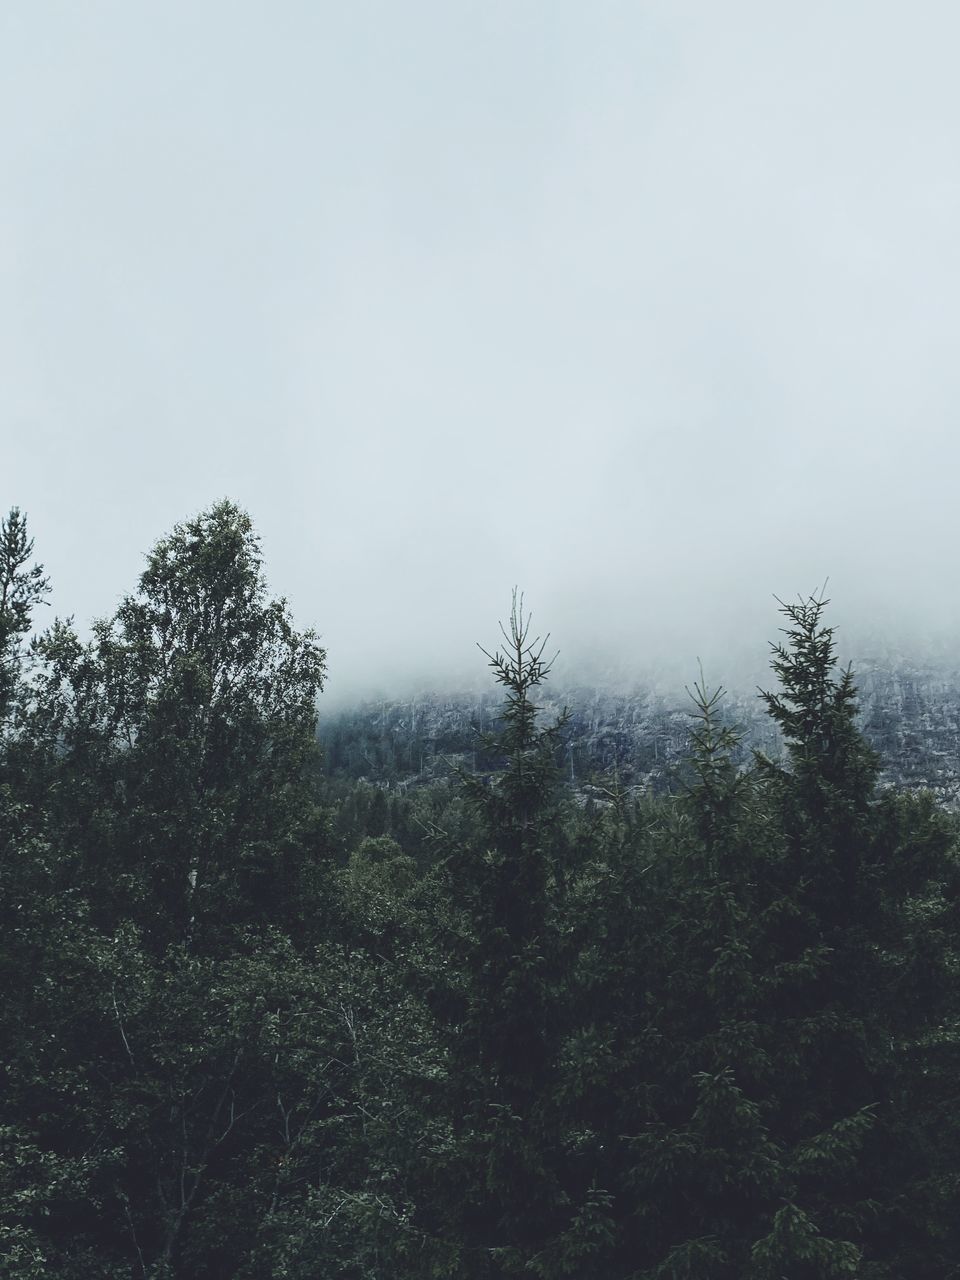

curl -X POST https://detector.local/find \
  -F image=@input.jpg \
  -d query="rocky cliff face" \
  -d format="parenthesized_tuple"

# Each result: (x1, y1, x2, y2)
(318, 656, 960, 807)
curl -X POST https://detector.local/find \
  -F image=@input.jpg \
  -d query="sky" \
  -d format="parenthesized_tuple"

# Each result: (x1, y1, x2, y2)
(4, 2, 960, 700)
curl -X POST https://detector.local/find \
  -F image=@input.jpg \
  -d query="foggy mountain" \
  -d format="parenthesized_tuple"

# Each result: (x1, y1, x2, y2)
(320, 648, 960, 809)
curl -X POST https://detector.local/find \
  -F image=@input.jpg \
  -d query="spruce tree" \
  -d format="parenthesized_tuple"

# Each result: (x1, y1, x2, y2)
(601, 596, 959, 1277)
(428, 594, 613, 1277)
(601, 675, 787, 1278)
(755, 593, 960, 1276)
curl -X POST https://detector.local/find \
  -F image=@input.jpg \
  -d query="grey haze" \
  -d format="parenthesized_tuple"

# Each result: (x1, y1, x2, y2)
(3, 2, 960, 699)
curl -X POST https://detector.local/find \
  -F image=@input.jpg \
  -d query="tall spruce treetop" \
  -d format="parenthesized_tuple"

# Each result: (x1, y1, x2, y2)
(462, 590, 569, 1039)
(472, 590, 566, 878)
(750, 591, 959, 1276)
(760, 591, 878, 799)
(758, 591, 881, 925)
(438, 593, 583, 1276)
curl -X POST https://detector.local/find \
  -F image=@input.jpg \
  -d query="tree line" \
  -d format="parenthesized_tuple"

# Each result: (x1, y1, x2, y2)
(1, 501, 958, 1278)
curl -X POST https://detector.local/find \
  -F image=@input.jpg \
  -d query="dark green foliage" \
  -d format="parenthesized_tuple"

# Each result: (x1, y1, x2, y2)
(0, 508, 49, 728)
(23, 501, 329, 946)
(2, 517, 959, 1278)
(756, 597, 960, 1275)
(429, 595, 592, 1277)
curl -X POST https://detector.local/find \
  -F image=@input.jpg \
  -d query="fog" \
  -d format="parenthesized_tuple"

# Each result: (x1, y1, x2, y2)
(4, 3, 960, 702)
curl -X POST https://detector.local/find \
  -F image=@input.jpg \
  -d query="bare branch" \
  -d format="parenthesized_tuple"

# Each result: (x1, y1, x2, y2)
(112, 988, 136, 1067)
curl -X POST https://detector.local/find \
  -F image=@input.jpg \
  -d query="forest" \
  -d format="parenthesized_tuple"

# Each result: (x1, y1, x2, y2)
(1, 500, 958, 1279)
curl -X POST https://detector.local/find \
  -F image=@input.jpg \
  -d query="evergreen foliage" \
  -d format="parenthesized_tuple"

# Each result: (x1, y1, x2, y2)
(1, 511, 958, 1278)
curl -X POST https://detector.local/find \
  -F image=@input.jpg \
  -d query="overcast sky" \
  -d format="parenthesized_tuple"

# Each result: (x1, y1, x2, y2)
(4, 2, 960, 699)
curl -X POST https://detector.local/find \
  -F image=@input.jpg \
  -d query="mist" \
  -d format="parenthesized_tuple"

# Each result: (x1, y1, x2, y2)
(4, 2, 960, 703)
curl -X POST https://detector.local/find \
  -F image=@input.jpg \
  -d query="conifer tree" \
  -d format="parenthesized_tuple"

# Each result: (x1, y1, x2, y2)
(601, 675, 786, 1278)
(463, 592, 567, 1091)
(602, 598, 959, 1277)
(755, 593, 960, 1275)
(429, 594, 614, 1277)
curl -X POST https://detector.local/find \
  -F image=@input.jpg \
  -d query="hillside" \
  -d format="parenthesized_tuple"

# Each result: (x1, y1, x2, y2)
(319, 655, 960, 806)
